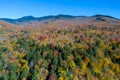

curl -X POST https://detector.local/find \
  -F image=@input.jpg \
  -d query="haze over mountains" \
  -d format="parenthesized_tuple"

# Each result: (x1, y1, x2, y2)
(0, 14, 120, 27)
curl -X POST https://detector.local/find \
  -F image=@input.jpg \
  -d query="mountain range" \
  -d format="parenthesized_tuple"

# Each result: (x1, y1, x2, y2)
(0, 14, 120, 27)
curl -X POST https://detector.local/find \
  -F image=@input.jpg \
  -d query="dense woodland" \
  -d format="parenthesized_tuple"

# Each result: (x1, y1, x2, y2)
(0, 21, 120, 80)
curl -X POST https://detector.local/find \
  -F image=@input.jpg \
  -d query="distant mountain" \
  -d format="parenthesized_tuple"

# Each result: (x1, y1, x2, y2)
(92, 14, 119, 20)
(0, 16, 37, 24)
(0, 14, 78, 23)
(0, 14, 119, 26)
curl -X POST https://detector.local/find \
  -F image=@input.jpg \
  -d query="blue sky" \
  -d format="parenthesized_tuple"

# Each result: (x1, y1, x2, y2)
(0, 0, 120, 19)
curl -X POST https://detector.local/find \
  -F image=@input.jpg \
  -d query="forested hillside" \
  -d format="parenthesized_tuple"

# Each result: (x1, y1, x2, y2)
(0, 16, 120, 80)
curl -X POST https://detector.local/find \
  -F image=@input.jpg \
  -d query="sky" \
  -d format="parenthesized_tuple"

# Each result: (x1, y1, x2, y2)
(0, 0, 120, 19)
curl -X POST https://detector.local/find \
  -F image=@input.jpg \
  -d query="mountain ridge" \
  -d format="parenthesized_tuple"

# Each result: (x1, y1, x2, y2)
(0, 14, 120, 26)
(0, 14, 119, 23)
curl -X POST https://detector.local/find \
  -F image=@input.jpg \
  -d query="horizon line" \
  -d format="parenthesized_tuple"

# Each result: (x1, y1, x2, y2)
(0, 14, 120, 20)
